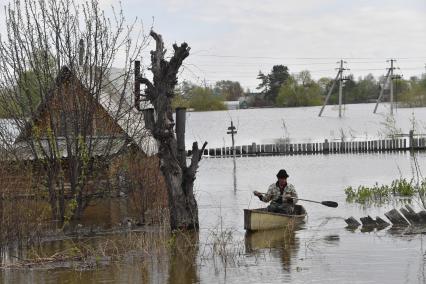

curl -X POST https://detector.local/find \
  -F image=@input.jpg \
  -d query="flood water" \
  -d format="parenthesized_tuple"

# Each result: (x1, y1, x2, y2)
(2, 103, 426, 283)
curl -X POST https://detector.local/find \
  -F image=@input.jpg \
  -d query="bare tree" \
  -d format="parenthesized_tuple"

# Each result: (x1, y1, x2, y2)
(135, 31, 206, 230)
(0, 0, 149, 222)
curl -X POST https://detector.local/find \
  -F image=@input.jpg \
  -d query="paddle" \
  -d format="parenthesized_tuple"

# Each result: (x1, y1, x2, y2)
(254, 191, 338, 208)
(294, 198, 338, 208)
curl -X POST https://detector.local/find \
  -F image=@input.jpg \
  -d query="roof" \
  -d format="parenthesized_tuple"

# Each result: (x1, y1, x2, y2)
(9, 66, 157, 158)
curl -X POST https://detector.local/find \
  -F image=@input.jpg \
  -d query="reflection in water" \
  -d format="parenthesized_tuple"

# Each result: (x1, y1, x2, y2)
(323, 234, 340, 244)
(0, 230, 200, 284)
(245, 228, 299, 271)
(233, 158, 237, 192)
(167, 232, 199, 284)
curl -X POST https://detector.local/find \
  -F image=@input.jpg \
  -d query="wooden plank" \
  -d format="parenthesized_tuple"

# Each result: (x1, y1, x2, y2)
(265, 144, 272, 153)
(323, 140, 329, 154)
(345, 216, 361, 228)
(384, 209, 410, 226)
(360, 216, 377, 227)
(417, 211, 426, 223)
(375, 216, 390, 228)
(400, 207, 419, 224)
(242, 145, 247, 155)
(403, 205, 421, 224)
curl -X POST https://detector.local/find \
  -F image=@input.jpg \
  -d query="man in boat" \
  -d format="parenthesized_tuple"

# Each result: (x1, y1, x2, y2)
(253, 169, 298, 214)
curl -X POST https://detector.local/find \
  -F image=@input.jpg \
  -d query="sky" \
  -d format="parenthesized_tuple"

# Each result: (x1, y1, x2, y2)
(0, 0, 425, 90)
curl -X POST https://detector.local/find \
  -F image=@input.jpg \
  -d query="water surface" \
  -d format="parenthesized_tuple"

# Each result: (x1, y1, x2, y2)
(3, 104, 426, 283)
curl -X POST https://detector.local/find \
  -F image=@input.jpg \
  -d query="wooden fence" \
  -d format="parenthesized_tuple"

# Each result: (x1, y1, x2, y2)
(196, 137, 426, 158)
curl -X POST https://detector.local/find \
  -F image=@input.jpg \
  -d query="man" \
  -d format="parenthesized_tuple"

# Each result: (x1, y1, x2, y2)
(253, 169, 298, 214)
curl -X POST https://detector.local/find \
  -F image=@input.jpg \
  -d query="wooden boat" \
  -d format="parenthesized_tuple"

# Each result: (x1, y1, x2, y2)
(244, 205, 307, 231)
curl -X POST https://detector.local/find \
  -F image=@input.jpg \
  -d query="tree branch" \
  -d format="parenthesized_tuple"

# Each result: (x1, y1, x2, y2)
(186, 141, 207, 179)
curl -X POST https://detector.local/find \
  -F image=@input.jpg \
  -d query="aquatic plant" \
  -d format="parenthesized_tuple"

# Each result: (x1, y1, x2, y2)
(344, 178, 417, 205)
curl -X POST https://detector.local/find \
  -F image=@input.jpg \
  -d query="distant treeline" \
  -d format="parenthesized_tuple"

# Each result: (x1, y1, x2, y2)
(1, 67, 425, 116)
(173, 65, 426, 111)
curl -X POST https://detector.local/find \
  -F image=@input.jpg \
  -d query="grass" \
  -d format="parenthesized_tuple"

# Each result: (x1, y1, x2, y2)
(344, 178, 418, 205)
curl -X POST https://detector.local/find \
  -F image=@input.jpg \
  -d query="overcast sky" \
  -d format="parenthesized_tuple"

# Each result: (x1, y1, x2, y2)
(1, 0, 425, 90)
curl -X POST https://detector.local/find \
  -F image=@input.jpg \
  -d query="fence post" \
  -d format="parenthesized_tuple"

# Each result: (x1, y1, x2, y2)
(409, 130, 414, 150)
(323, 139, 329, 154)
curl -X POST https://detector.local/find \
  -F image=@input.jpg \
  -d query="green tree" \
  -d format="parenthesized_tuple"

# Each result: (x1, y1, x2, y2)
(256, 71, 269, 93)
(344, 74, 378, 104)
(398, 77, 426, 107)
(276, 72, 322, 107)
(188, 87, 226, 111)
(256, 65, 290, 103)
(213, 80, 243, 101)
(267, 65, 290, 102)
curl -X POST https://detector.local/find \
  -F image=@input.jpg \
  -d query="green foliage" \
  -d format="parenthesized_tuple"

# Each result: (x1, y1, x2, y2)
(325, 74, 379, 105)
(174, 81, 227, 111)
(398, 77, 426, 107)
(275, 72, 322, 107)
(213, 80, 243, 101)
(256, 65, 290, 103)
(172, 94, 190, 109)
(187, 87, 226, 111)
(344, 178, 416, 205)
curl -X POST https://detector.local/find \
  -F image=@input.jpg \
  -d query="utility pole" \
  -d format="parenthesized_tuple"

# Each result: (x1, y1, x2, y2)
(319, 60, 349, 117)
(373, 59, 398, 115)
(389, 59, 395, 115)
(338, 60, 345, 118)
(227, 120, 237, 157)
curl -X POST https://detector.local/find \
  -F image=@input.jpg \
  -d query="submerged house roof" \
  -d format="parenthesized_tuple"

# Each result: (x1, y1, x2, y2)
(7, 66, 157, 159)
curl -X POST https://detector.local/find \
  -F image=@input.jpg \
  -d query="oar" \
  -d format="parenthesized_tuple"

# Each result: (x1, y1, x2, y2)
(294, 198, 338, 208)
(254, 191, 338, 208)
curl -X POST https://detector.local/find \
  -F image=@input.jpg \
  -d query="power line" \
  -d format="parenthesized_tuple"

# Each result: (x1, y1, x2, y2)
(191, 53, 426, 60)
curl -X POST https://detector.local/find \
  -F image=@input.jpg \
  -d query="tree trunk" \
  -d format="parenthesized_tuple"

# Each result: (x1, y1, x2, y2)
(162, 168, 198, 229)
(136, 31, 206, 230)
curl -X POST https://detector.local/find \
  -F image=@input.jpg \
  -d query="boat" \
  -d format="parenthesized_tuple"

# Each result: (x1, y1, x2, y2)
(244, 205, 307, 231)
